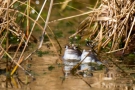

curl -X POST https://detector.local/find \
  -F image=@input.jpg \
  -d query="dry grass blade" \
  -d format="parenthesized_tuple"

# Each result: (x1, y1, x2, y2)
(10, 56, 24, 76)
(0, 45, 11, 60)
(60, 0, 71, 12)
(49, 11, 94, 24)
(11, 77, 18, 88)
(97, 24, 103, 53)
(76, 74, 92, 87)
(124, 17, 135, 49)
(47, 26, 62, 63)
(70, 52, 90, 75)
(12, 34, 25, 60)
(26, 0, 30, 36)
(39, 0, 53, 49)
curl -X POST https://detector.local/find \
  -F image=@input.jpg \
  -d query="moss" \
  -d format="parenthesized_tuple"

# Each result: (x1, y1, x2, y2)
(48, 65, 55, 71)
(44, 35, 49, 42)
(36, 51, 50, 57)
(68, 30, 76, 34)
(128, 54, 135, 58)
(54, 31, 63, 38)
(43, 72, 47, 75)
(108, 42, 112, 48)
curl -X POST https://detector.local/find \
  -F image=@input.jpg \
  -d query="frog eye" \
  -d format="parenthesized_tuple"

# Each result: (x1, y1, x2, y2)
(65, 45, 69, 49)
(73, 46, 78, 50)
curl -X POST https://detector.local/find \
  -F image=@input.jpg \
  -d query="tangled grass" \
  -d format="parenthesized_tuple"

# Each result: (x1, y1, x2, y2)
(69, 0, 135, 80)
(0, 0, 61, 88)
(70, 0, 135, 54)
(0, 0, 135, 88)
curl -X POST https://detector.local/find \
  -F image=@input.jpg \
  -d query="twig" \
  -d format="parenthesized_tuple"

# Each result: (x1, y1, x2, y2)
(38, 0, 54, 49)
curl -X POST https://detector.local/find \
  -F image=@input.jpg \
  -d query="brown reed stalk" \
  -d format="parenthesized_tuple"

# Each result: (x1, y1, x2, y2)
(0, 0, 61, 88)
(70, 0, 135, 54)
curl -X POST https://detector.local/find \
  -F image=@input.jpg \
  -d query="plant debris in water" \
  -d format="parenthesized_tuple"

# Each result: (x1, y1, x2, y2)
(36, 51, 50, 57)
(48, 65, 55, 71)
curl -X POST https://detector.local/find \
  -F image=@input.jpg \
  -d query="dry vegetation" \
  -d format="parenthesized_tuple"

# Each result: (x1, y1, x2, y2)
(0, 0, 59, 88)
(70, 0, 135, 55)
(69, 0, 135, 80)
(0, 0, 135, 89)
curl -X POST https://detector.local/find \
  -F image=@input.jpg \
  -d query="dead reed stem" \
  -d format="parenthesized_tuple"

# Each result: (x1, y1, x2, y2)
(0, 0, 59, 88)
(70, 0, 135, 54)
